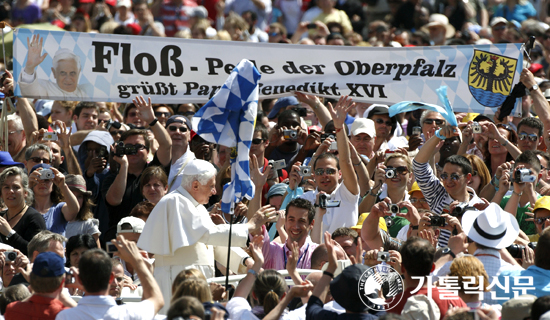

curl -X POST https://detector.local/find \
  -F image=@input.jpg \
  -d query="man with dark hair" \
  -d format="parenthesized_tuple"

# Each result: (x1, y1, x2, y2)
(56, 237, 164, 319)
(260, 198, 319, 270)
(331, 227, 358, 257)
(388, 237, 466, 315)
(72, 102, 99, 131)
(498, 150, 542, 235)
(133, 0, 165, 37)
(4, 252, 70, 319)
(496, 226, 550, 301)
(517, 117, 544, 152)
(243, 10, 267, 42)
(103, 97, 172, 242)
(265, 108, 305, 170)
(413, 125, 485, 246)
(535, 151, 550, 187)
(366, 105, 396, 152)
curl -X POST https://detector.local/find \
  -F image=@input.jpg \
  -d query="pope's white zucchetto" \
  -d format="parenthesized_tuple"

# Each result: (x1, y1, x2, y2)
(182, 159, 216, 176)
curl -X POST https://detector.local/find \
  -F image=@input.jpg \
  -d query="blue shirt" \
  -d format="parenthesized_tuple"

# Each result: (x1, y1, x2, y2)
(493, 2, 536, 23)
(40, 202, 67, 235)
(494, 266, 550, 303)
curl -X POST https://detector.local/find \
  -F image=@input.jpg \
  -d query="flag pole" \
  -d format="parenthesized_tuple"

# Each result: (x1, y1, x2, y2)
(225, 201, 234, 290)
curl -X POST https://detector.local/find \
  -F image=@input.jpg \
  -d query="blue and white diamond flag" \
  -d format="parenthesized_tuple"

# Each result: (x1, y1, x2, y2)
(192, 59, 261, 214)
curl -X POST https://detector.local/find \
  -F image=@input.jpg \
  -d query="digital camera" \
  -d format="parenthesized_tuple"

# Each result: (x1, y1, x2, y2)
(106, 241, 118, 254)
(506, 242, 537, 258)
(412, 126, 421, 135)
(385, 168, 396, 179)
(377, 251, 391, 262)
(472, 121, 482, 134)
(329, 141, 338, 151)
(43, 132, 58, 141)
(514, 168, 536, 183)
(429, 215, 446, 227)
(39, 169, 55, 180)
(4, 251, 16, 262)
(319, 194, 341, 209)
(298, 166, 312, 177)
(388, 204, 400, 214)
(451, 203, 475, 217)
(283, 129, 298, 140)
(98, 146, 108, 159)
(268, 159, 286, 171)
(320, 133, 335, 143)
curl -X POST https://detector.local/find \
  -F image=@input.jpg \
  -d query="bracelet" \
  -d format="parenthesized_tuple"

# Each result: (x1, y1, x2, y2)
(323, 271, 334, 278)
(6, 229, 15, 239)
(434, 129, 446, 140)
(501, 140, 508, 147)
(353, 161, 362, 166)
(313, 101, 321, 110)
(335, 127, 343, 133)
(367, 189, 380, 197)
(149, 118, 158, 127)
(241, 256, 252, 267)
(247, 269, 258, 277)
(512, 191, 523, 197)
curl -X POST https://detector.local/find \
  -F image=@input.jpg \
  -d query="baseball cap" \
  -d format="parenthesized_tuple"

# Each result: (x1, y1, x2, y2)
(0, 151, 24, 168)
(330, 264, 370, 313)
(116, 0, 131, 8)
(352, 213, 387, 232)
(350, 118, 376, 138)
(534, 196, 550, 212)
(117, 216, 146, 234)
(32, 252, 66, 277)
(408, 181, 422, 195)
(501, 294, 537, 320)
(265, 183, 287, 200)
(267, 97, 299, 119)
(490, 17, 508, 27)
(365, 104, 389, 119)
(166, 115, 190, 129)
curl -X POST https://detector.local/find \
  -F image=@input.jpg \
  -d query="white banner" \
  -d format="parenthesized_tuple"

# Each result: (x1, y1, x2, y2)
(13, 29, 524, 115)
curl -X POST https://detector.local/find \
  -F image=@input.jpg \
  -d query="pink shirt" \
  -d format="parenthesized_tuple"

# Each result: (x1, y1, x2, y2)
(260, 226, 319, 271)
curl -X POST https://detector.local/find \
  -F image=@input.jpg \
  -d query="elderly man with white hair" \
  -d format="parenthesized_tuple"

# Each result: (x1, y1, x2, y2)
(138, 159, 276, 314)
(19, 35, 92, 99)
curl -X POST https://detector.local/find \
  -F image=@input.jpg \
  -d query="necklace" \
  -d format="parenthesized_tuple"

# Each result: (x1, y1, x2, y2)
(7, 205, 26, 223)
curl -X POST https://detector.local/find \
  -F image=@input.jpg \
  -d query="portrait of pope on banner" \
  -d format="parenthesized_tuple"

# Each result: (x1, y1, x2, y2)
(18, 34, 92, 99)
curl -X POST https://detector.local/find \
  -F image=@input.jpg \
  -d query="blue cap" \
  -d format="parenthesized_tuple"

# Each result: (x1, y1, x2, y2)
(265, 183, 287, 200)
(0, 151, 24, 168)
(30, 163, 52, 175)
(32, 252, 66, 278)
(166, 115, 190, 129)
(267, 97, 300, 119)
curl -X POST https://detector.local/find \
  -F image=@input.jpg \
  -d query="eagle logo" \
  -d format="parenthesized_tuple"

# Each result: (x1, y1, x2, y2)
(468, 50, 517, 108)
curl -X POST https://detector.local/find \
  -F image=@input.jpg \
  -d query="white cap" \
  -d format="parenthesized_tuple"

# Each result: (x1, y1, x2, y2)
(117, 217, 145, 234)
(490, 17, 508, 27)
(117, 0, 131, 8)
(182, 159, 216, 176)
(350, 118, 376, 138)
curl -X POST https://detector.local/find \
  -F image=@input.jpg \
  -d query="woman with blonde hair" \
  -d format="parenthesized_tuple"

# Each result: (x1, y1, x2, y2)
(448, 255, 501, 314)
(463, 154, 491, 195)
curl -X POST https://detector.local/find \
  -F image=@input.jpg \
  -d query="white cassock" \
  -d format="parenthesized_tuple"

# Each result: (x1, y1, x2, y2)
(137, 186, 249, 314)
(19, 71, 92, 100)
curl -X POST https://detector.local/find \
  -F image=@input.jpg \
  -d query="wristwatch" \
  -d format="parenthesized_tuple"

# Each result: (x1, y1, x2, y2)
(441, 247, 456, 259)
(529, 84, 539, 92)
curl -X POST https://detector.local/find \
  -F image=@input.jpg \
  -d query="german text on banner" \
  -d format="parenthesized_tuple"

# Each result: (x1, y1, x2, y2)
(13, 29, 524, 115)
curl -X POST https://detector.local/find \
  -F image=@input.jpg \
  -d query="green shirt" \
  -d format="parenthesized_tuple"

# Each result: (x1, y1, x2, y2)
(500, 194, 541, 235)
(388, 216, 410, 238)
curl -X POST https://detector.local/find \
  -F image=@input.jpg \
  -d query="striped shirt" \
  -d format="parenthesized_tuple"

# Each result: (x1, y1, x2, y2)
(412, 160, 485, 246)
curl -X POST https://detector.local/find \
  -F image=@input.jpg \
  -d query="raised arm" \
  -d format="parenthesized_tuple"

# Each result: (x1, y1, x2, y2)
(295, 92, 331, 128)
(51, 167, 81, 222)
(328, 96, 359, 195)
(133, 96, 172, 167)
(415, 125, 458, 164)
(521, 69, 550, 129)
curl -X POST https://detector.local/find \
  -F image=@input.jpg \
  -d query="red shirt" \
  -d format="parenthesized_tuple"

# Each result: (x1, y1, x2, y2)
(388, 286, 467, 320)
(5, 295, 69, 320)
(261, 157, 288, 206)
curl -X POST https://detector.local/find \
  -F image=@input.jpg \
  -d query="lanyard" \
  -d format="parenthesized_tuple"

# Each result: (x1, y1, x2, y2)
(283, 243, 309, 268)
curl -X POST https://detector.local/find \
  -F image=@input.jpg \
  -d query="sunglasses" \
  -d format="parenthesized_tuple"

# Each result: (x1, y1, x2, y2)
(493, 25, 506, 31)
(386, 166, 409, 175)
(29, 157, 50, 164)
(110, 130, 125, 136)
(423, 119, 445, 125)
(177, 111, 196, 117)
(374, 118, 392, 126)
(314, 168, 337, 176)
(409, 198, 427, 204)
(252, 138, 265, 145)
(98, 119, 110, 124)
(168, 126, 188, 133)
(154, 112, 171, 118)
(440, 173, 464, 181)
(124, 143, 146, 151)
(535, 216, 550, 225)
(518, 133, 538, 142)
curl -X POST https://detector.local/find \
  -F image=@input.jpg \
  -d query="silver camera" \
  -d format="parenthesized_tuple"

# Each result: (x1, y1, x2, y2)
(329, 141, 338, 151)
(472, 121, 482, 134)
(39, 169, 55, 180)
(43, 132, 58, 141)
(385, 168, 396, 179)
(283, 129, 298, 140)
(412, 126, 421, 135)
(268, 159, 286, 171)
(298, 166, 312, 177)
(514, 168, 536, 183)
(377, 251, 391, 262)
(4, 251, 17, 262)
(388, 204, 400, 215)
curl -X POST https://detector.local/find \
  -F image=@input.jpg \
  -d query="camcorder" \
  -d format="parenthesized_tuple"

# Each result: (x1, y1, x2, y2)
(429, 215, 447, 227)
(4, 251, 17, 262)
(283, 129, 298, 140)
(319, 194, 340, 209)
(450, 203, 476, 217)
(298, 166, 312, 177)
(40, 169, 55, 180)
(506, 242, 537, 259)
(514, 168, 536, 183)
(268, 159, 286, 171)
(472, 121, 482, 134)
(114, 142, 141, 157)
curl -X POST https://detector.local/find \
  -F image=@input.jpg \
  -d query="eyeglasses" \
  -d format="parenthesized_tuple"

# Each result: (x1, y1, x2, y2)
(440, 173, 464, 181)
(535, 216, 550, 225)
(110, 130, 125, 136)
(374, 118, 392, 126)
(518, 133, 538, 142)
(409, 198, 428, 204)
(423, 119, 445, 125)
(168, 126, 188, 133)
(154, 112, 171, 118)
(29, 157, 51, 164)
(177, 111, 195, 117)
(314, 168, 337, 176)
(252, 138, 265, 145)
(386, 166, 409, 175)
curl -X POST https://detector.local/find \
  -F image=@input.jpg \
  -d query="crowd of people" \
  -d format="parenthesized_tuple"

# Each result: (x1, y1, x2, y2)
(2, 0, 550, 318)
